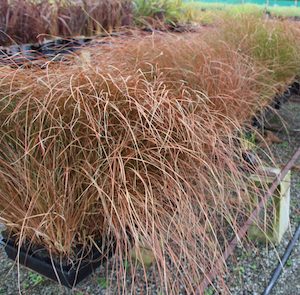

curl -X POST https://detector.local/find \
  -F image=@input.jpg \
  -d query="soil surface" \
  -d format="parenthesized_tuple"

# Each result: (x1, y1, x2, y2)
(0, 101, 299, 295)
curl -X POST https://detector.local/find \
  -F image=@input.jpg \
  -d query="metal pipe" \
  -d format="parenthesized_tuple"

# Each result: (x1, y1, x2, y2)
(197, 146, 300, 294)
(262, 224, 300, 295)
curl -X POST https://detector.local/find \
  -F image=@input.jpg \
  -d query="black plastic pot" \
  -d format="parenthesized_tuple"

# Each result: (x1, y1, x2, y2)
(1, 234, 111, 288)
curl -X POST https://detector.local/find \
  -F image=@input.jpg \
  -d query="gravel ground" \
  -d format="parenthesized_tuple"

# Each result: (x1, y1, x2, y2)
(222, 101, 300, 295)
(0, 101, 299, 295)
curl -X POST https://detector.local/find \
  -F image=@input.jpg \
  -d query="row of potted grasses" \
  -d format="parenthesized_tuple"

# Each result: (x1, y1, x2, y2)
(2, 0, 300, 46)
(0, 0, 184, 46)
(0, 14, 300, 293)
(0, 0, 133, 45)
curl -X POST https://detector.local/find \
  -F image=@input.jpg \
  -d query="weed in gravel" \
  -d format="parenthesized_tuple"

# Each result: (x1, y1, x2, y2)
(279, 141, 289, 149)
(22, 271, 45, 289)
(98, 277, 108, 289)
(286, 259, 293, 267)
(28, 272, 44, 286)
(234, 266, 245, 275)
(124, 259, 130, 270)
(22, 281, 29, 290)
(204, 286, 215, 295)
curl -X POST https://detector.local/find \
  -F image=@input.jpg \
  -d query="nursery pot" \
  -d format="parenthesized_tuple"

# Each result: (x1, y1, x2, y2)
(0, 232, 113, 288)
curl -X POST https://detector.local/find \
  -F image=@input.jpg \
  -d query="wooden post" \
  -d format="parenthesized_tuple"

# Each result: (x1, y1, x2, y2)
(248, 167, 291, 244)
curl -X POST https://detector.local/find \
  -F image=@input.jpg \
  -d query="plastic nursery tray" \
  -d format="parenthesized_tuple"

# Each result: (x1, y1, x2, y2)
(0, 236, 106, 288)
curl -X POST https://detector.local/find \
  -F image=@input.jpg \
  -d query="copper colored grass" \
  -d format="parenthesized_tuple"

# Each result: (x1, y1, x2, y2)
(0, 33, 273, 293)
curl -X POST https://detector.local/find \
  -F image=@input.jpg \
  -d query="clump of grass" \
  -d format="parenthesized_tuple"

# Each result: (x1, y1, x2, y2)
(268, 6, 300, 18)
(0, 0, 48, 44)
(133, 0, 183, 28)
(0, 0, 133, 45)
(0, 32, 274, 292)
(178, 2, 217, 25)
(217, 15, 300, 84)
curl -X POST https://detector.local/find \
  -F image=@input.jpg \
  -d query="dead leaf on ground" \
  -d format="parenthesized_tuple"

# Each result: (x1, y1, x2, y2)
(258, 130, 283, 148)
(291, 164, 300, 172)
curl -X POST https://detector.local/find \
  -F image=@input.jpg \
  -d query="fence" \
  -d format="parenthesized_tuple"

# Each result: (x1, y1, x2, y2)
(192, 0, 299, 7)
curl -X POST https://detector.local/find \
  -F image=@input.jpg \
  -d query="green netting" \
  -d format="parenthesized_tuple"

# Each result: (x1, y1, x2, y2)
(190, 0, 298, 7)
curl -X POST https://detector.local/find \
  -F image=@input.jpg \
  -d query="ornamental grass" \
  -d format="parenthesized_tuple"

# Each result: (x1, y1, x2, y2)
(0, 30, 288, 293)
(0, 0, 132, 46)
(218, 15, 300, 84)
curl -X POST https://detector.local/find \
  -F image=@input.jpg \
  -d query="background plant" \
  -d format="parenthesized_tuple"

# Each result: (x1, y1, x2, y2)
(0, 0, 133, 45)
(216, 14, 300, 84)
(133, 0, 182, 26)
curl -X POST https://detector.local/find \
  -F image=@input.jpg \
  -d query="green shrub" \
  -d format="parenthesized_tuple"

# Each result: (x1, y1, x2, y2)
(133, 0, 183, 24)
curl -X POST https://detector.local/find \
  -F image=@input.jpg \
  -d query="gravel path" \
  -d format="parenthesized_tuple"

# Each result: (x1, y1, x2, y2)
(223, 101, 300, 295)
(0, 102, 299, 295)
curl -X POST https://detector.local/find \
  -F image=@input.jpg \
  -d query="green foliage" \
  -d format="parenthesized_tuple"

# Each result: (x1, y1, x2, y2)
(204, 286, 215, 295)
(98, 277, 108, 289)
(180, 2, 300, 23)
(176, 3, 263, 25)
(23, 282, 30, 290)
(286, 258, 293, 267)
(279, 141, 289, 148)
(268, 6, 300, 18)
(133, 0, 183, 24)
(179, 2, 217, 24)
(180, 2, 263, 21)
(227, 4, 264, 17)
(28, 272, 44, 286)
(252, 27, 299, 80)
(234, 265, 245, 274)
(23, 272, 44, 289)
(241, 131, 257, 150)
(219, 14, 300, 82)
